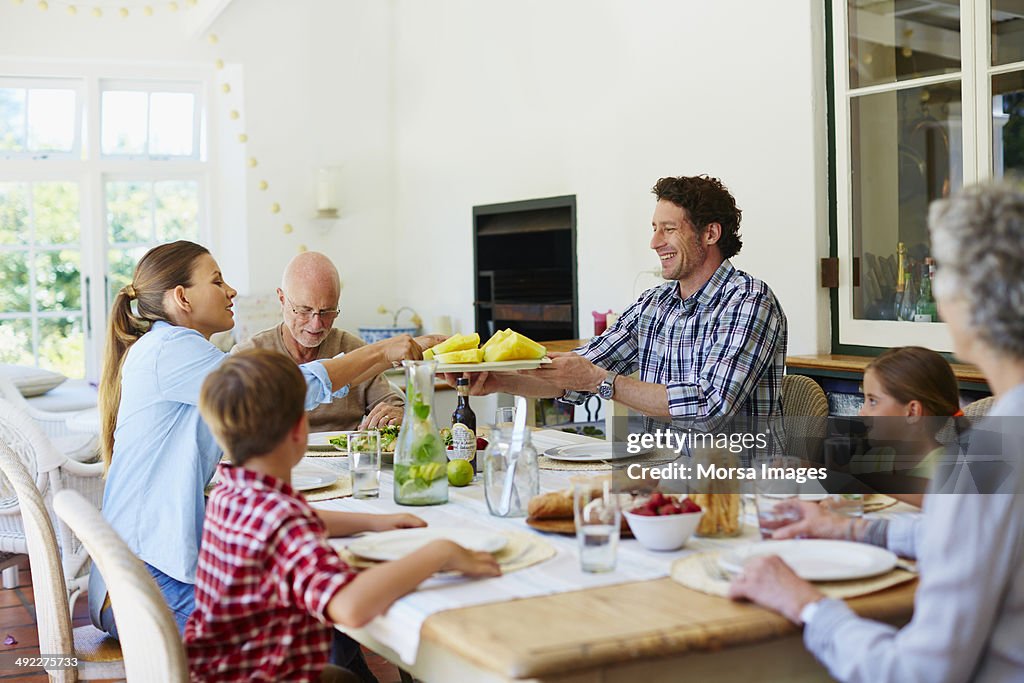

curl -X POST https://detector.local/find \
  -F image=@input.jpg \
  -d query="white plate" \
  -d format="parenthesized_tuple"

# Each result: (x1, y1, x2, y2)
(434, 357, 552, 374)
(718, 539, 897, 581)
(347, 527, 508, 562)
(290, 461, 339, 491)
(307, 431, 353, 451)
(543, 442, 652, 462)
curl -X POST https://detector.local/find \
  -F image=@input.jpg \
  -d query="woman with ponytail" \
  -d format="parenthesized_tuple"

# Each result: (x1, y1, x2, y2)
(90, 241, 434, 642)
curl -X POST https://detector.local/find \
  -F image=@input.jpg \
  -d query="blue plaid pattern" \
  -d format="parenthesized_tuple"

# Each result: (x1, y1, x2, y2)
(564, 260, 786, 430)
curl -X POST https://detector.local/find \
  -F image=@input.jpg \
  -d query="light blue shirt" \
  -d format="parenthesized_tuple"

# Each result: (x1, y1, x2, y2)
(804, 385, 1024, 682)
(90, 321, 347, 600)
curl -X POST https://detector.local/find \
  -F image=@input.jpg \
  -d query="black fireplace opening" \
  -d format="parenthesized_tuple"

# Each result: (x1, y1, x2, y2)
(473, 195, 578, 342)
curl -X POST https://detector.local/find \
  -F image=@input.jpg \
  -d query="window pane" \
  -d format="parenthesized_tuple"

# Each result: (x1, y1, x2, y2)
(33, 182, 80, 245)
(107, 246, 148, 305)
(154, 180, 199, 242)
(149, 92, 195, 156)
(106, 181, 151, 243)
(34, 250, 80, 313)
(0, 183, 30, 245)
(27, 89, 76, 153)
(850, 81, 962, 321)
(101, 90, 147, 155)
(992, 2, 1024, 66)
(993, 71, 1024, 178)
(0, 88, 26, 152)
(38, 316, 84, 378)
(848, 0, 961, 89)
(0, 250, 31, 312)
(0, 319, 33, 366)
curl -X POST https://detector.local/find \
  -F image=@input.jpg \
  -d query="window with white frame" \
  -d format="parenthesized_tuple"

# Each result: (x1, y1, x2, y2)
(0, 71, 208, 379)
(831, 1, 1024, 352)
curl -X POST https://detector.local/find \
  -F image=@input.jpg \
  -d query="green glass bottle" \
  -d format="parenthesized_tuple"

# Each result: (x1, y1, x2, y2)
(913, 258, 938, 323)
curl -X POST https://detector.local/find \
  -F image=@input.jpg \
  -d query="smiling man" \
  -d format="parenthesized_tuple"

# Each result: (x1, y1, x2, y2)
(235, 252, 405, 431)
(471, 175, 787, 431)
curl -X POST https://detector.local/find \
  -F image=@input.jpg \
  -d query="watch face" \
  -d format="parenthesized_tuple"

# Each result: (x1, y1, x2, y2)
(598, 383, 613, 400)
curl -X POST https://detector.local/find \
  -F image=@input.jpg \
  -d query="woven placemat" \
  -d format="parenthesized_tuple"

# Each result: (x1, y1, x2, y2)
(302, 476, 353, 502)
(670, 549, 916, 599)
(538, 455, 611, 471)
(305, 448, 343, 458)
(337, 529, 555, 574)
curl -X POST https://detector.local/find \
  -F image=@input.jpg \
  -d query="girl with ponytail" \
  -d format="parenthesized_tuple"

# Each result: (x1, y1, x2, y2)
(90, 241, 434, 641)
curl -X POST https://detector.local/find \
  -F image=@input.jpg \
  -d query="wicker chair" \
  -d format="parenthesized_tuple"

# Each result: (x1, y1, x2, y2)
(54, 490, 188, 683)
(962, 396, 996, 419)
(0, 375, 98, 463)
(780, 375, 830, 461)
(0, 444, 124, 681)
(0, 400, 105, 613)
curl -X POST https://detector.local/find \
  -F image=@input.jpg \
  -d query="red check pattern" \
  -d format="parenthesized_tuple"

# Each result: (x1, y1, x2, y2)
(184, 464, 356, 682)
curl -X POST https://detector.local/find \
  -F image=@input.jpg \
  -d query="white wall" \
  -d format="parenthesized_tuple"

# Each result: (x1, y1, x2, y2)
(390, 0, 830, 354)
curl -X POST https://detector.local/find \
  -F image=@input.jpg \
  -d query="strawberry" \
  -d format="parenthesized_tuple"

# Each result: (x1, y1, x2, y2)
(649, 492, 667, 507)
(476, 437, 489, 451)
(631, 507, 656, 516)
(657, 503, 678, 516)
(681, 498, 701, 513)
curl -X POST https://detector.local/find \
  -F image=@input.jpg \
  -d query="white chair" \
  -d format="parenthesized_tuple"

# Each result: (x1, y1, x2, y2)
(0, 374, 98, 462)
(0, 444, 124, 681)
(0, 400, 104, 611)
(54, 490, 188, 683)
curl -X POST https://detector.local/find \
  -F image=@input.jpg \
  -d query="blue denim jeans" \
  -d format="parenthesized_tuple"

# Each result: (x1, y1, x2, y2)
(98, 562, 195, 639)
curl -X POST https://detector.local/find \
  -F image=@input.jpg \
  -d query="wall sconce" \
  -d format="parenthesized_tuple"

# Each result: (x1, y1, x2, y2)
(314, 166, 340, 233)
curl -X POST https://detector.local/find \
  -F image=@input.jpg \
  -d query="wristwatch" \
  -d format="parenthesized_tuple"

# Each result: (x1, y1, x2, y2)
(597, 371, 618, 400)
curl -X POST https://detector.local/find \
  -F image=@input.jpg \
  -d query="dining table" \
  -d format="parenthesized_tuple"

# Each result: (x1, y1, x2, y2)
(310, 429, 918, 683)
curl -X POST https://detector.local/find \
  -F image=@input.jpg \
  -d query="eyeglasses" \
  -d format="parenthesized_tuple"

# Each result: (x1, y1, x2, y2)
(283, 294, 340, 322)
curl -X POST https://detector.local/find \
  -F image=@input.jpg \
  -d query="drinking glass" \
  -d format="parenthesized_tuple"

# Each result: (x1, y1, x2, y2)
(494, 406, 517, 431)
(754, 485, 799, 540)
(829, 493, 865, 518)
(348, 430, 381, 499)
(573, 476, 621, 573)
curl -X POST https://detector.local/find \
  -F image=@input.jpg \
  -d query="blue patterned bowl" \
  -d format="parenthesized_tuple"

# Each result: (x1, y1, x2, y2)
(358, 326, 420, 343)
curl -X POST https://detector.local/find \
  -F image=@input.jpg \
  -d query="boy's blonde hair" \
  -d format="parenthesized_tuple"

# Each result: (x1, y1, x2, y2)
(199, 349, 306, 465)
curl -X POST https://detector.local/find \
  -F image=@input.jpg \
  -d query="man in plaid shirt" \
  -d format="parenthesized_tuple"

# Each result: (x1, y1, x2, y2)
(185, 350, 500, 682)
(466, 175, 786, 441)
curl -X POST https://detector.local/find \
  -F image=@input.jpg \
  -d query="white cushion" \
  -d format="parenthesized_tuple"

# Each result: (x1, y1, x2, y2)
(0, 364, 67, 397)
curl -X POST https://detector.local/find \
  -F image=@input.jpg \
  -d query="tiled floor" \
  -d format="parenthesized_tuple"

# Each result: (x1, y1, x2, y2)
(0, 556, 403, 682)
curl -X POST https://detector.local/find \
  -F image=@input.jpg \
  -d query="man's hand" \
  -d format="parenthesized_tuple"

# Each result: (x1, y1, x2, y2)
(769, 500, 852, 541)
(360, 403, 402, 429)
(370, 513, 427, 532)
(728, 555, 825, 624)
(534, 351, 605, 392)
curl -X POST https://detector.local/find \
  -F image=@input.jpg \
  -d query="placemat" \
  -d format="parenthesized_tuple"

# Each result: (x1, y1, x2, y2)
(302, 477, 353, 502)
(337, 530, 555, 574)
(538, 455, 612, 471)
(670, 549, 916, 599)
(863, 494, 899, 513)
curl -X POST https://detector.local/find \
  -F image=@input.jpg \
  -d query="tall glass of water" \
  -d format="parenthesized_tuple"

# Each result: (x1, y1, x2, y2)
(348, 430, 381, 499)
(572, 475, 621, 573)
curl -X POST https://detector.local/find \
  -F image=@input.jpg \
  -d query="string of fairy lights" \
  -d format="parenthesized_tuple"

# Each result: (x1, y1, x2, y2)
(10, 0, 307, 252)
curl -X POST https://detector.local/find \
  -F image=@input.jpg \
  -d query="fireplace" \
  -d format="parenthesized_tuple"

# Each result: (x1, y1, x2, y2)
(473, 195, 578, 342)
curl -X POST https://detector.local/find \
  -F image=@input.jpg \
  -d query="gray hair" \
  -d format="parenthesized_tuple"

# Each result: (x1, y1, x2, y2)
(929, 183, 1024, 359)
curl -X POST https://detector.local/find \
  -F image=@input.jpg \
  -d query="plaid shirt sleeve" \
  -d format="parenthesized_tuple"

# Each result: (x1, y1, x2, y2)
(271, 515, 358, 625)
(561, 295, 645, 405)
(665, 291, 783, 423)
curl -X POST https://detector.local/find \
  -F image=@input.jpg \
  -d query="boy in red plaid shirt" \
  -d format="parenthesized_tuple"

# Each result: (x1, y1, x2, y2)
(185, 349, 500, 682)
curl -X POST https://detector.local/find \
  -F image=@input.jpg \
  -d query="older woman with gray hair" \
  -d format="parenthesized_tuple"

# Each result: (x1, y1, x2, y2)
(729, 183, 1024, 682)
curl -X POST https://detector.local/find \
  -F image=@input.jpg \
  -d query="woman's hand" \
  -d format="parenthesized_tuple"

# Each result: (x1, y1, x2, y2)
(371, 513, 427, 532)
(769, 500, 852, 540)
(414, 334, 448, 351)
(433, 540, 502, 578)
(376, 334, 424, 364)
(728, 555, 825, 624)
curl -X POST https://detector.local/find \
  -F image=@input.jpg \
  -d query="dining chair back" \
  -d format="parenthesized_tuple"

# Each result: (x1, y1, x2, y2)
(780, 374, 830, 461)
(0, 400, 104, 613)
(53, 490, 188, 683)
(962, 396, 995, 419)
(0, 444, 123, 681)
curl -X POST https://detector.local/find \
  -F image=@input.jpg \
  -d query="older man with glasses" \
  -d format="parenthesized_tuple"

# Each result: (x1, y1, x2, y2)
(235, 251, 406, 431)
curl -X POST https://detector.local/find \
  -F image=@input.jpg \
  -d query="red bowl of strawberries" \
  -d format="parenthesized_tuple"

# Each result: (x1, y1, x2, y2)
(623, 492, 703, 551)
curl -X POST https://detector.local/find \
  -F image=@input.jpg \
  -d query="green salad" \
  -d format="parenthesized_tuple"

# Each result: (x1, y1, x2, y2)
(328, 424, 401, 452)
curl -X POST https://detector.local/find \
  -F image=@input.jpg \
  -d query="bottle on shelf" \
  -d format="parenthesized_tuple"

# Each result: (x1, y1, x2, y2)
(898, 257, 917, 321)
(893, 242, 906, 320)
(451, 377, 478, 473)
(913, 258, 938, 323)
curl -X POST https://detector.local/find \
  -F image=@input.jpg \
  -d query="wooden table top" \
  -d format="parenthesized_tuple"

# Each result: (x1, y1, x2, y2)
(786, 353, 986, 385)
(543, 338, 589, 354)
(421, 575, 917, 680)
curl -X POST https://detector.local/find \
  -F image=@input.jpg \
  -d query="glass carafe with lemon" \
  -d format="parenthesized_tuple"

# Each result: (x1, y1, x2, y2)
(393, 360, 448, 506)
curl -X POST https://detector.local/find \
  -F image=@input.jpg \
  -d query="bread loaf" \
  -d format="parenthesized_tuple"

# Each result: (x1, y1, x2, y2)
(527, 490, 574, 519)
